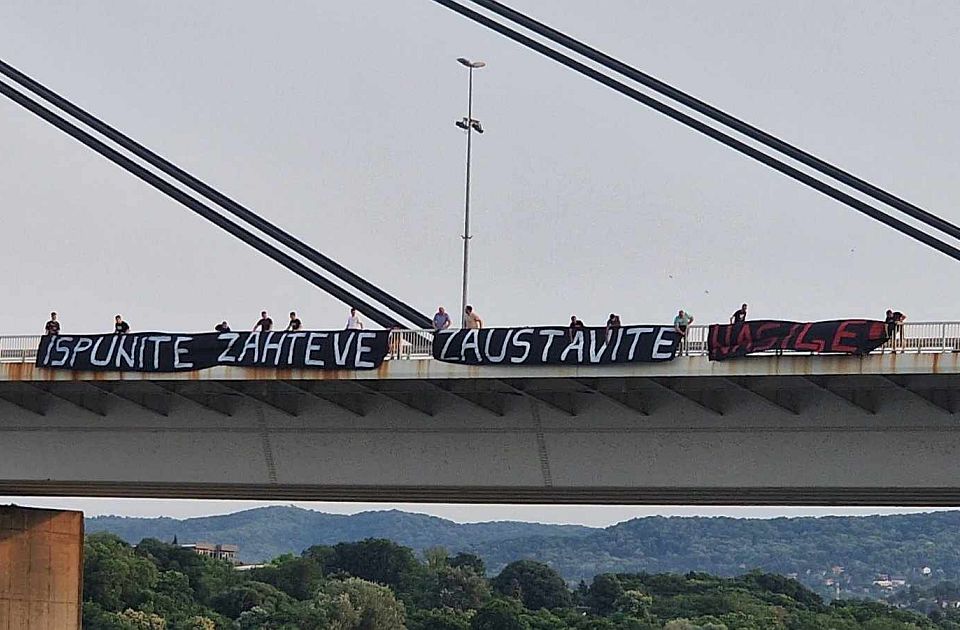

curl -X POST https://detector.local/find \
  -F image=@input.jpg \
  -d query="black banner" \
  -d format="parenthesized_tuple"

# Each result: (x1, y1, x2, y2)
(433, 326, 679, 365)
(35, 330, 390, 372)
(708, 319, 888, 361)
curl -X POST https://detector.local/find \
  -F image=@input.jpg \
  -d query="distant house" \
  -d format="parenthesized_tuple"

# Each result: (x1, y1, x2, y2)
(181, 542, 239, 564)
(872, 578, 907, 589)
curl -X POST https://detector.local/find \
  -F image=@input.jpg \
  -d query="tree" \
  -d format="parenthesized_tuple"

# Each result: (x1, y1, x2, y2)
(434, 566, 491, 611)
(470, 598, 530, 630)
(615, 590, 654, 618)
(449, 553, 486, 577)
(185, 617, 216, 630)
(210, 582, 291, 619)
(84, 533, 160, 612)
(408, 608, 471, 630)
(663, 620, 727, 630)
(492, 560, 571, 611)
(116, 609, 167, 629)
(318, 577, 407, 630)
(144, 569, 199, 622)
(738, 571, 823, 608)
(134, 538, 237, 604)
(861, 621, 926, 630)
(586, 574, 624, 615)
(83, 602, 137, 630)
(327, 539, 420, 591)
(249, 556, 323, 600)
(424, 547, 450, 571)
(237, 601, 328, 630)
(302, 544, 335, 570)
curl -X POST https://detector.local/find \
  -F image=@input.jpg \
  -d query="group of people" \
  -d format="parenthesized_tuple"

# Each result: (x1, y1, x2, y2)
(430, 305, 483, 331)
(41, 303, 910, 353)
(43, 312, 130, 336)
(566, 313, 623, 342)
(41, 308, 367, 336)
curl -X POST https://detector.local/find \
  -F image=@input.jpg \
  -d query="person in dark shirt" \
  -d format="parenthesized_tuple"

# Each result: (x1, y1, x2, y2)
(287, 311, 302, 332)
(253, 311, 272, 332)
(568, 315, 585, 341)
(114, 315, 130, 335)
(605, 313, 621, 342)
(44, 312, 60, 336)
(885, 309, 906, 352)
(215, 321, 231, 333)
(730, 304, 748, 325)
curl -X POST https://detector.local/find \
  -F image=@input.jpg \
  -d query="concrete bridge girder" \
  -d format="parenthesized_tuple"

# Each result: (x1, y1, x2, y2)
(1, 354, 960, 504)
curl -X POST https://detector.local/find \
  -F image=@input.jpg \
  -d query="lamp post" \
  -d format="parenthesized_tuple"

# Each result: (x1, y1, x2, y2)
(455, 57, 485, 327)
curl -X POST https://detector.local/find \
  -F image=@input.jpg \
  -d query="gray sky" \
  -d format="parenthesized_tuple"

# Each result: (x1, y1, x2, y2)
(1, 1, 959, 524)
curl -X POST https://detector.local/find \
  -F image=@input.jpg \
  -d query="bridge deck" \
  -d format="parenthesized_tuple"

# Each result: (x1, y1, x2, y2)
(2, 350, 959, 381)
(4, 337, 960, 506)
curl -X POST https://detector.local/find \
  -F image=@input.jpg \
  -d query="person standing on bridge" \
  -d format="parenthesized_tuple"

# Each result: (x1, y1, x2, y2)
(114, 315, 130, 335)
(346, 308, 364, 330)
(464, 305, 483, 329)
(730, 303, 748, 325)
(433, 307, 451, 332)
(253, 311, 272, 332)
(44, 312, 60, 336)
(885, 309, 907, 352)
(287, 311, 302, 332)
(673, 309, 694, 355)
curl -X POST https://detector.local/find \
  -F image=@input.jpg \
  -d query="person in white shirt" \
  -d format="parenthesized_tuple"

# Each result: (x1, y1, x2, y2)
(346, 308, 363, 330)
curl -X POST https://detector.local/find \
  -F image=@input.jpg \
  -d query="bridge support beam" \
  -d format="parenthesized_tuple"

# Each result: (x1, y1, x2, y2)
(3, 355, 960, 505)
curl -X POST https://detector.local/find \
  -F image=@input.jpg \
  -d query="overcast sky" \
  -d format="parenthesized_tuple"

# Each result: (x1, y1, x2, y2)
(1, 1, 958, 524)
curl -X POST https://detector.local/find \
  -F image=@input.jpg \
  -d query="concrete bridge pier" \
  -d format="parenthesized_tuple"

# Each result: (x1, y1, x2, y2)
(0, 505, 83, 630)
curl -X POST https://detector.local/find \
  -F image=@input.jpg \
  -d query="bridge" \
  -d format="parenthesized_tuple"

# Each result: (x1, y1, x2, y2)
(2, 5, 960, 510)
(2, 323, 960, 505)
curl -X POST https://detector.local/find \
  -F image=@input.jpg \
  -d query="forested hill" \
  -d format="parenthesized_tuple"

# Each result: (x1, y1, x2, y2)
(85, 506, 594, 563)
(470, 511, 960, 590)
(88, 508, 960, 595)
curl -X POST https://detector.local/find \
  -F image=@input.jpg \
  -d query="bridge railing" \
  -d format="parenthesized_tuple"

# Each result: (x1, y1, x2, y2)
(0, 335, 42, 363)
(5, 322, 960, 363)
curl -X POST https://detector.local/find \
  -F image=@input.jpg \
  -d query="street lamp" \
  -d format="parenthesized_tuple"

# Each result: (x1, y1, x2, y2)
(455, 57, 485, 327)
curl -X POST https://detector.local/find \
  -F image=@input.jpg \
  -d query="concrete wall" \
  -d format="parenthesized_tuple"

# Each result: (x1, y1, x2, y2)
(0, 506, 83, 630)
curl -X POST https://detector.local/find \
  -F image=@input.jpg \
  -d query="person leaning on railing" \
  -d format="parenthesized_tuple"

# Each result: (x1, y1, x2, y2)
(673, 309, 694, 355)
(885, 309, 907, 353)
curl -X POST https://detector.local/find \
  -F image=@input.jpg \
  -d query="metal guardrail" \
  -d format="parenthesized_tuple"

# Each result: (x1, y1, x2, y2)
(0, 335, 43, 363)
(6, 322, 960, 363)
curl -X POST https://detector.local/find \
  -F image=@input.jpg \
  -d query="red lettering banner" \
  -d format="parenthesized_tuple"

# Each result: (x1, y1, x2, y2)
(708, 320, 888, 361)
